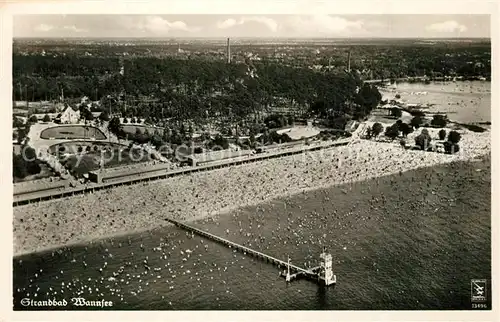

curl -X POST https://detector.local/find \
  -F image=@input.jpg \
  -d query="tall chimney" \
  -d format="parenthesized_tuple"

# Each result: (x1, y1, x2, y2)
(227, 38, 231, 63)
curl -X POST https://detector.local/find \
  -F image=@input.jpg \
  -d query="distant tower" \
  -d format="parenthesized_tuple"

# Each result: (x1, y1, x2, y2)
(319, 247, 336, 286)
(178, 43, 181, 53)
(227, 38, 231, 63)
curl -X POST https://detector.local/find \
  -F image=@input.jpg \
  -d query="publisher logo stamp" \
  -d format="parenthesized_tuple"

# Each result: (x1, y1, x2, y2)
(471, 279, 487, 302)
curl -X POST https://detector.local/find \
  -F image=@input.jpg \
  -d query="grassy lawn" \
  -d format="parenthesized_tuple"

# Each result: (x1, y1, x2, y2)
(62, 147, 153, 177)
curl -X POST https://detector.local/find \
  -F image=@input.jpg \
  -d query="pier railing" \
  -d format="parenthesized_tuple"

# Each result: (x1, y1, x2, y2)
(165, 217, 335, 285)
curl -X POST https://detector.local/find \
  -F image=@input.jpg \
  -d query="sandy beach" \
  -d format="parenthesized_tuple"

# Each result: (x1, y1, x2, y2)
(13, 129, 490, 256)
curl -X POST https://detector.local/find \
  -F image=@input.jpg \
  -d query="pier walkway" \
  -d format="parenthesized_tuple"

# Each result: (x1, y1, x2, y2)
(165, 217, 336, 285)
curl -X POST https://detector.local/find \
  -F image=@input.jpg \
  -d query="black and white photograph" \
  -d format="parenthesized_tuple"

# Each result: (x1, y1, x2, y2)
(2, 0, 497, 319)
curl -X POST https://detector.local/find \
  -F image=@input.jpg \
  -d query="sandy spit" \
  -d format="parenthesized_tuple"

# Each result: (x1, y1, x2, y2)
(13, 131, 490, 256)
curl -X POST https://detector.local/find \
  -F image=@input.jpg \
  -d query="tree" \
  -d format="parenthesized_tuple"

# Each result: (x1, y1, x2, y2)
(415, 129, 432, 150)
(309, 101, 327, 119)
(170, 129, 182, 145)
(249, 133, 256, 147)
(354, 83, 382, 117)
(431, 114, 447, 128)
(371, 122, 383, 137)
(438, 129, 447, 140)
(28, 115, 38, 123)
(280, 116, 288, 127)
(390, 107, 402, 118)
(13, 116, 24, 128)
(443, 141, 460, 154)
(99, 110, 110, 122)
(17, 128, 27, 144)
(123, 118, 128, 124)
(86, 111, 94, 121)
(385, 124, 399, 140)
(365, 127, 372, 139)
(162, 128, 170, 143)
(179, 123, 186, 138)
(410, 115, 424, 129)
(43, 114, 51, 122)
(448, 130, 462, 144)
(13, 153, 28, 179)
(151, 131, 164, 148)
(188, 123, 194, 138)
(411, 110, 426, 118)
(208, 134, 229, 150)
(264, 114, 286, 129)
(108, 117, 123, 136)
(79, 106, 94, 121)
(399, 123, 414, 137)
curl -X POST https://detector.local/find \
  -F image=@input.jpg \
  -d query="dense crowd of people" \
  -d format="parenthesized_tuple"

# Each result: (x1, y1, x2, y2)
(13, 128, 490, 255)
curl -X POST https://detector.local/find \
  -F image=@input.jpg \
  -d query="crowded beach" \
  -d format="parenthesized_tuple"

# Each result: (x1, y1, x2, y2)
(13, 125, 490, 256)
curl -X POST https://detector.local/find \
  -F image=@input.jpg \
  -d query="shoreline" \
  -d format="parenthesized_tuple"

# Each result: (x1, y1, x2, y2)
(13, 156, 489, 258)
(13, 131, 490, 256)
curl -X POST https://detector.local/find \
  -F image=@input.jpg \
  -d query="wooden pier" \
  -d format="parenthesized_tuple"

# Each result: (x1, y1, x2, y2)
(165, 217, 336, 286)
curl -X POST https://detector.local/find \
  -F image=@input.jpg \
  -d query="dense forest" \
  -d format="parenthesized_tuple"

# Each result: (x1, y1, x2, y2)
(13, 39, 491, 84)
(347, 43, 490, 79)
(13, 55, 379, 123)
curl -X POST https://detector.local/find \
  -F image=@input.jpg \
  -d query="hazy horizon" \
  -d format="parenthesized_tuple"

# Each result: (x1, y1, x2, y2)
(13, 36, 491, 40)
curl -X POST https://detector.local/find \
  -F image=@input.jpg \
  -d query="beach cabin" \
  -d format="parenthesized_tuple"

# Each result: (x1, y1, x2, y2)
(186, 149, 253, 167)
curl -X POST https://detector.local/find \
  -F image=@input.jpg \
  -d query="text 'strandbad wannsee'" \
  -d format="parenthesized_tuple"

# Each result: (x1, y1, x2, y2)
(21, 298, 113, 308)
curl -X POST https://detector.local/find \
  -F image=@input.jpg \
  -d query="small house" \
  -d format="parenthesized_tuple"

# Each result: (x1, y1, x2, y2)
(55, 106, 80, 124)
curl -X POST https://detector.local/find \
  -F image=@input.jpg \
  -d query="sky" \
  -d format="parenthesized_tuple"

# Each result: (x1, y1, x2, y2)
(13, 14, 490, 38)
